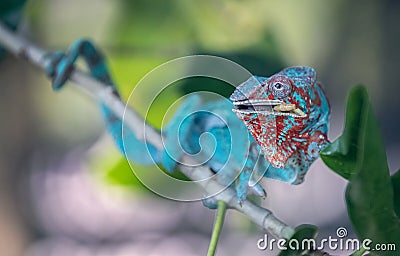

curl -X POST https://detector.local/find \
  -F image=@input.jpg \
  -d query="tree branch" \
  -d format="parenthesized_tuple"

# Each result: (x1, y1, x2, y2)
(0, 22, 332, 255)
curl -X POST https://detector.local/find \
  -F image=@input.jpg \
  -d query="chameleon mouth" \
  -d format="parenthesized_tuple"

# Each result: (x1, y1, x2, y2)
(232, 99, 306, 118)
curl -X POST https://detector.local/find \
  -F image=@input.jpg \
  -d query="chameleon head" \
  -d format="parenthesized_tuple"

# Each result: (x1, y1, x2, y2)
(230, 66, 329, 177)
(230, 67, 317, 118)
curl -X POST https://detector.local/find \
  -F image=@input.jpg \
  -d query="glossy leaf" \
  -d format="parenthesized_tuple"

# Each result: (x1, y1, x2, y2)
(391, 170, 400, 218)
(342, 86, 400, 255)
(320, 86, 367, 179)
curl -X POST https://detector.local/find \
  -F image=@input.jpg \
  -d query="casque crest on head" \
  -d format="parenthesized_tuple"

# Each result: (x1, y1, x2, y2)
(230, 67, 323, 169)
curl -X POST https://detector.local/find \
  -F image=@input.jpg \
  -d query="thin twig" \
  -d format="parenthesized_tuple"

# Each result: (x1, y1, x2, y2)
(0, 23, 332, 255)
(207, 201, 227, 256)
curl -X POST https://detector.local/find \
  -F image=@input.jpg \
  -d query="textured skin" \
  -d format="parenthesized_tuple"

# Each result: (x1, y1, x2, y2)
(231, 67, 330, 185)
(46, 40, 330, 205)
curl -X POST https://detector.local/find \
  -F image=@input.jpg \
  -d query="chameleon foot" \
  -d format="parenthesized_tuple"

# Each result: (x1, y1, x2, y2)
(249, 183, 267, 199)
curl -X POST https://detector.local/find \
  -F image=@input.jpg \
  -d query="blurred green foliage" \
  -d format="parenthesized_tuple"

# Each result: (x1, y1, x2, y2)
(103, 157, 146, 190)
(1, 0, 400, 254)
(0, 0, 26, 57)
(321, 86, 400, 255)
(392, 170, 400, 218)
(0, 0, 26, 29)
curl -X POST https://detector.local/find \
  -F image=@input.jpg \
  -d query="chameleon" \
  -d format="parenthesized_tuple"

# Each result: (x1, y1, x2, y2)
(45, 39, 330, 206)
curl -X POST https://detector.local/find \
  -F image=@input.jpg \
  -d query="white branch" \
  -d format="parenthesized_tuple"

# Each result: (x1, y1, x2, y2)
(0, 22, 305, 242)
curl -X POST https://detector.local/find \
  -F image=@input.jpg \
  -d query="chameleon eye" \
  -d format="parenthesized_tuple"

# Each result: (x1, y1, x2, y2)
(270, 81, 292, 99)
(274, 82, 283, 90)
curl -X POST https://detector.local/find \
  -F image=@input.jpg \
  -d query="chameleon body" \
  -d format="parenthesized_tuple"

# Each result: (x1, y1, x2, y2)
(46, 40, 330, 205)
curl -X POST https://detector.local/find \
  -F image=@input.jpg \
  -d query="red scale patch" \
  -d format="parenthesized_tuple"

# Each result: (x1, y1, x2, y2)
(244, 114, 309, 168)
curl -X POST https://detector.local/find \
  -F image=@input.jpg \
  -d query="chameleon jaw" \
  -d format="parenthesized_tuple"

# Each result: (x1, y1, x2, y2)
(232, 99, 306, 118)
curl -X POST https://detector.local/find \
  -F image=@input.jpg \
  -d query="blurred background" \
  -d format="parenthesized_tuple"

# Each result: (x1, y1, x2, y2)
(0, 0, 399, 255)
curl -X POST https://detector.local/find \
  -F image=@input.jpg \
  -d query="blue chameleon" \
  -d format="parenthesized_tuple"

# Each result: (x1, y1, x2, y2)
(46, 40, 330, 206)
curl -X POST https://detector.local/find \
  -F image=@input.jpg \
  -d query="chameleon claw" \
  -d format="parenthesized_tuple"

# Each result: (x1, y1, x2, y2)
(260, 189, 267, 200)
(52, 64, 74, 90)
(248, 182, 267, 199)
(237, 196, 246, 207)
(44, 50, 75, 90)
(261, 192, 267, 200)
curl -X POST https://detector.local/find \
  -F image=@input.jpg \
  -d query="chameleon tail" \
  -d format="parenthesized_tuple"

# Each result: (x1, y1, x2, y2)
(45, 39, 159, 165)
(161, 94, 202, 172)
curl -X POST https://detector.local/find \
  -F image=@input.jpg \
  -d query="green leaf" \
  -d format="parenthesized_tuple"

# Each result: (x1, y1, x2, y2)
(320, 85, 367, 179)
(343, 87, 400, 255)
(278, 224, 318, 256)
(351, 247, 368, 256)
(391, 170, 400, 218)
